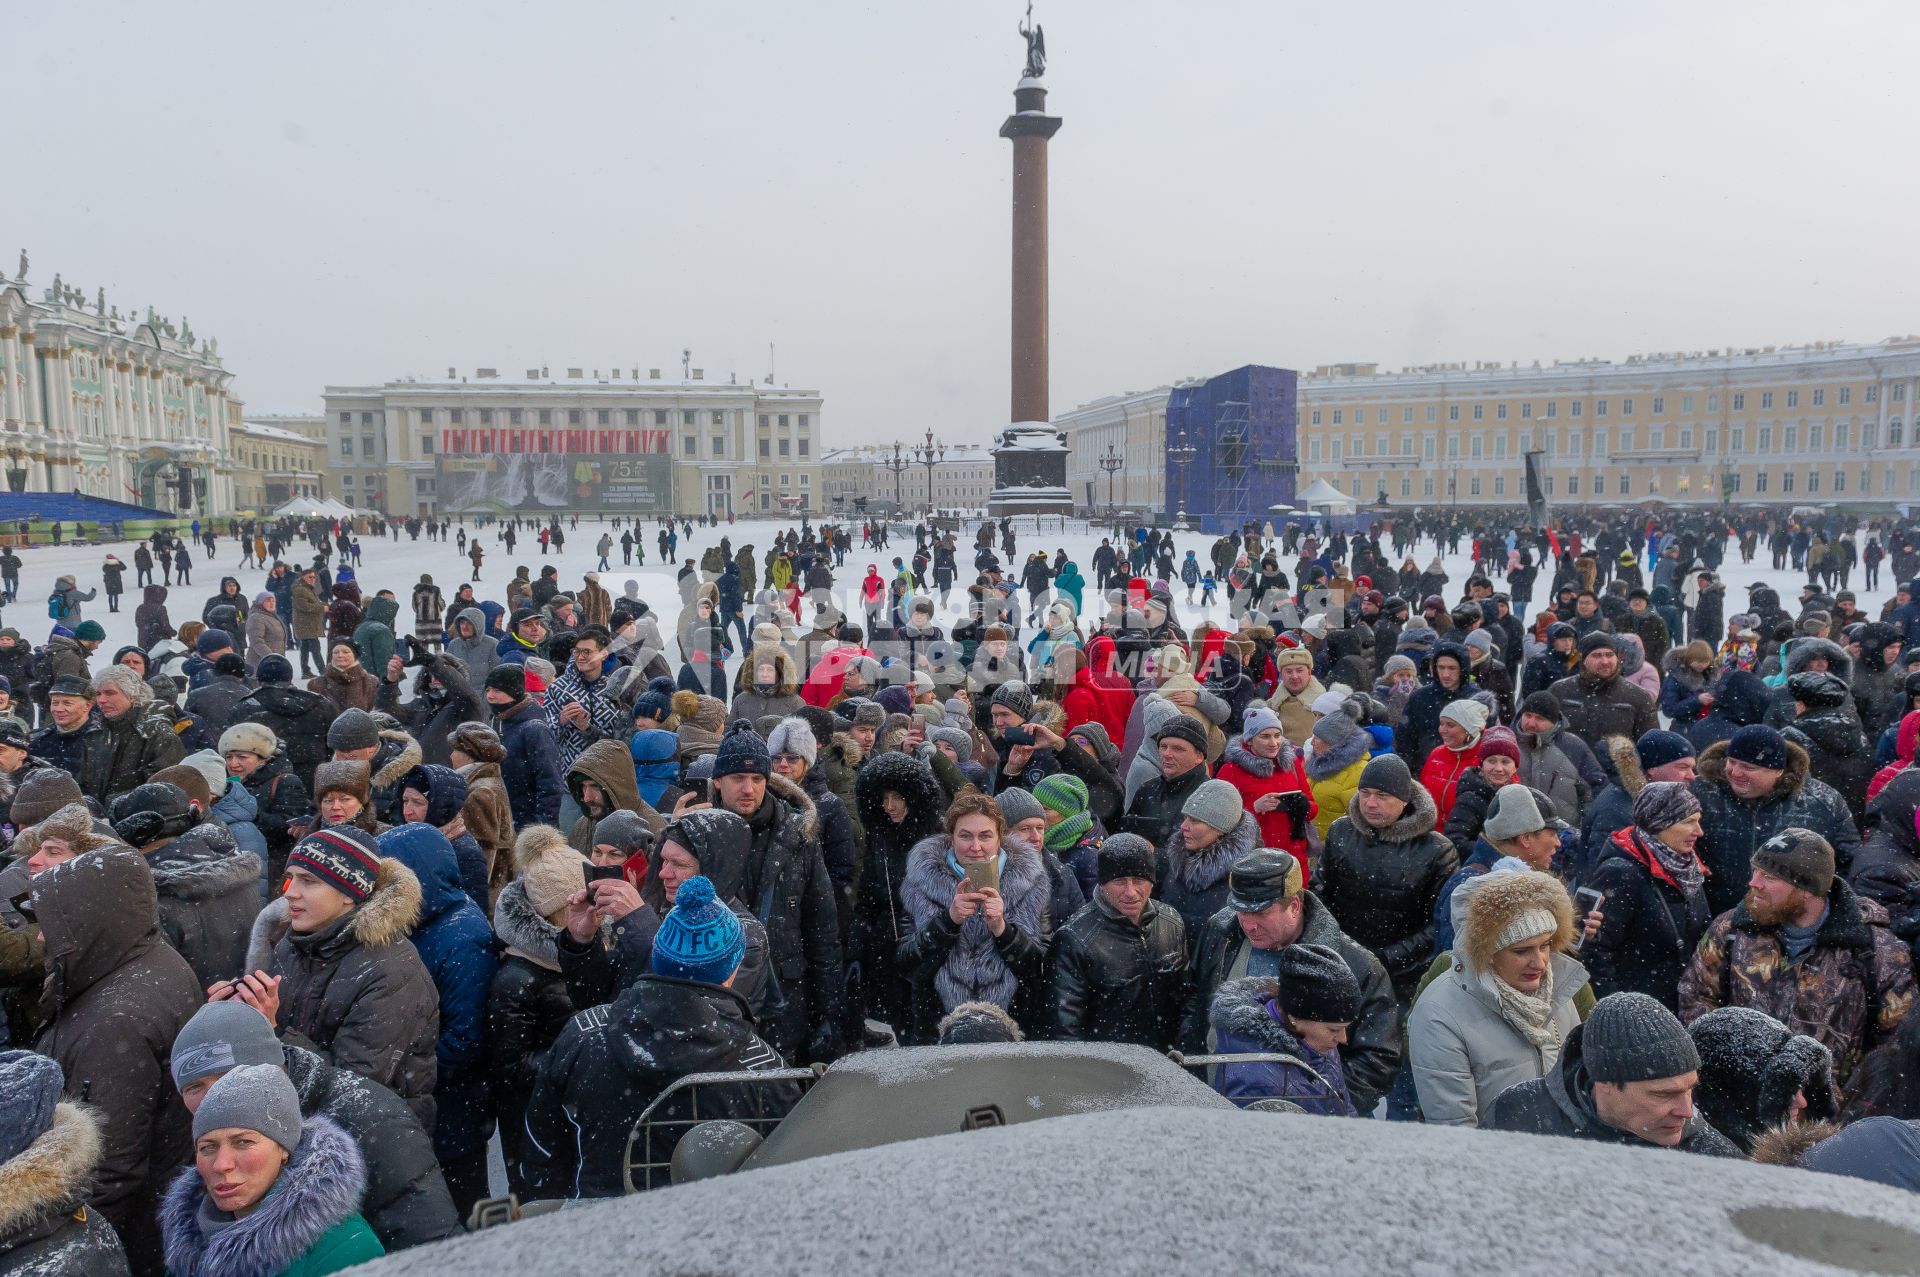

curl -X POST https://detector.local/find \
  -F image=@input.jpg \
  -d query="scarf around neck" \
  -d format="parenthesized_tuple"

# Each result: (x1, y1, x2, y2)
(1482, 963, 1562, 1056)
(1632, 825, 1706, 898)
(1044, 810, 1092, 852)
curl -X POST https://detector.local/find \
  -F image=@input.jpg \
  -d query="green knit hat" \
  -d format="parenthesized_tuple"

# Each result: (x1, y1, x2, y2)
(1033, 773, 1089, 818)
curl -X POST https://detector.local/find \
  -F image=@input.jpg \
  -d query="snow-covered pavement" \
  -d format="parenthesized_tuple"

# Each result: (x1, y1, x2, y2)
(8, 518, 1891, 672)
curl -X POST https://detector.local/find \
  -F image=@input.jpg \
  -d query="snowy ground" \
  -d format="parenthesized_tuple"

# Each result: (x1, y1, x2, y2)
(18, 516, 1892, 669)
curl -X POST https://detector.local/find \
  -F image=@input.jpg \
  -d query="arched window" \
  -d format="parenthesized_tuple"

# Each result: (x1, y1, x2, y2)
(1892, 418, 1906, 447)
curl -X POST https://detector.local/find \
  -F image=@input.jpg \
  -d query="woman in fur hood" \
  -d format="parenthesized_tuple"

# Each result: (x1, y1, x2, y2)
(1407, 867, 1587, 1128)
(161, 1065, 382, 1276)
(898, 793, 1050, 1045)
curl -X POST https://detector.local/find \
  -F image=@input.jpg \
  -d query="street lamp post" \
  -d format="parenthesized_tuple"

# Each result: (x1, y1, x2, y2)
(881, 441, 910, 515)
(913, 428, 945, 518)
(1166, 428, 1197, 530)
(1098, 442, 1123, 523)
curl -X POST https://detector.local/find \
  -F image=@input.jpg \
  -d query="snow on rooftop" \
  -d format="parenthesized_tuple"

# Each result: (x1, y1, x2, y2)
(236, 422, 313, 443)
(348, 1105, 1920, 1277)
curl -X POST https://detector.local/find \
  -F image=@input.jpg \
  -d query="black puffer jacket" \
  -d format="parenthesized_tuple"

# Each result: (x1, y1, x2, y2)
(1787, 697, 1873, 827)
(1178, 891, 1401, 1114)
(1549, 668, 1658, 751)
(281, 1044, 461, 1253)
(183, 672, 251, 736)
(145, 820, 261, 987)
(521, 976, 800, 1199)
(1690, 739, 1863, 917)
(1581, 826, 1714, 1011)
(236, 751, 311, 879)
(1049, 894, 1187, 1048)
(227, 684, 332, 791)
(26, 715, 114, 806)
(851, 751, 945, 1030)
(248, 856, 442, 1128)
(31, 849, 201, 1277)
(1853, 769, 1920, 913)
(1116, 763, 1210, 849)
(742, 775, 846, 1061)
(800, 763, 859, 944)
(488, 878, 577, 1199)
(0, 1103, 131, 1276)
(1317, 784, 1460, 998)
(97, 703, 186, 809)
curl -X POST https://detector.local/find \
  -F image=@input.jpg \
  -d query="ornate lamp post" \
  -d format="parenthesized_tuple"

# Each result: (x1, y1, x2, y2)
(1166, 428, 1197, 530)
(881, 441, 910, 514)
(913, 428, 946, 516)
(1098, 442, 1123, 520)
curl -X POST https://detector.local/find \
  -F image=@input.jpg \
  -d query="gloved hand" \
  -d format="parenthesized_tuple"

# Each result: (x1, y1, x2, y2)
(1278, 790, 1311, 839)
(806, 1023, 842, 1066)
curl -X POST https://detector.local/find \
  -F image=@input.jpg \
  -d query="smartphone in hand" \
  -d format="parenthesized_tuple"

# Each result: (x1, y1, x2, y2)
(963, 857, 1000, 895)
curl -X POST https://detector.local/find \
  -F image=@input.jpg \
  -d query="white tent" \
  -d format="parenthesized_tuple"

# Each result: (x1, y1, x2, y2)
(1295, 478, 1358, 513)
(271, 496, 357, 520)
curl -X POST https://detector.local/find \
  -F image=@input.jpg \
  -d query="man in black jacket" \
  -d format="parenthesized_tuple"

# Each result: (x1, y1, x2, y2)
(170, 1000, 461, 1251)
(1179, 849, 1401, 1116)
(523, 873, 800, 1198)
(1488, 991, 1739, 1157)
(1050, 834, 1187, 1048)
(1119, 716, 1213, 848)
(28, 675, 113, 802)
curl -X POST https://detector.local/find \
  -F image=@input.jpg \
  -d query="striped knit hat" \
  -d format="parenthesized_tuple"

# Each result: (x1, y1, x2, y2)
(287, 826, 382, 902)
(1034, 773, 1093, 853)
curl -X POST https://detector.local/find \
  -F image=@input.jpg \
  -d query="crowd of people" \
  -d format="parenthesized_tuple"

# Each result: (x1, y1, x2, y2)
(0, 504, 1914, 1273)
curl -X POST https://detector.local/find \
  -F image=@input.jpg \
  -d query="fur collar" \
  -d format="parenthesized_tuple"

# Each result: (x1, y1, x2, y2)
(1749, 1118, 1842, 1168)
(1165, 809, 1260, 893)
(1222, 736, 1298, 778)
(900, 833, 1050, 1013)
(825, 731, 867, 774)
(246, 857, 422, 972)
(493, 878, 563, 972)
(1207, 976, 1309, 1055)
(0, 1104, 100, 1239)
(372, 729, 423, 792)
(148, 824, 260, 902)
(1346, 781, 1440, 843)
(1661, 650, 1706, 688)
(1304, 727, 1370, 781)
(161, 1115, 365, 1277)
(767, 772, 819, 841)
(1603, 735, 1647, 798)
(1694, 738, 1809, 802)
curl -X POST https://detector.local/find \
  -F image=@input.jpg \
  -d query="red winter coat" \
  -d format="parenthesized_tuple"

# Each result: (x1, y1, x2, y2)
(1866, 710, 1920, 807)
(1214, 737, 1316, 873)
(1419, 741, 1483, 829)
(1060, 634, 1135, 746)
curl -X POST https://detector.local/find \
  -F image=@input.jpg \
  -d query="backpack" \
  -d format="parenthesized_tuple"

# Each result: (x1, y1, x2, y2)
(46, 591, 66, 621)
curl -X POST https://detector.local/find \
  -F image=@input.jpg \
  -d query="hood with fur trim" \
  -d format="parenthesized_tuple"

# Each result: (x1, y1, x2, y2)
(245, 856, 423, 972)
(160, 1115, 366, 1277)
(732, 643, 800, 697)
(1783, 636, 1853, 683)
(1459, 868, 1574, 974)
(371, 728, 424, 794)
(1602, 734, 1647, 798)
(1164, 806, 1261, 894)
(0, 1102, 102, 1243)
(1695, 738, 1809, 803)
(766, 771, 819, 842)
(1748, 1118, 1843, 1169)
(492, 877, 565, 972)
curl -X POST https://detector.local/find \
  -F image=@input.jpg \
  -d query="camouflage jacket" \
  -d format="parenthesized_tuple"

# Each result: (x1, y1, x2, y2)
(1678, 877, 1915, 1084)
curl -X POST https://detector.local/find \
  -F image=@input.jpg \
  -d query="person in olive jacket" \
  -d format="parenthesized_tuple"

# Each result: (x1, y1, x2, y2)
(1315, 753, 1460, 1003)
(230, 825, 441, 1129)
(1050, 834, 1188, 1049)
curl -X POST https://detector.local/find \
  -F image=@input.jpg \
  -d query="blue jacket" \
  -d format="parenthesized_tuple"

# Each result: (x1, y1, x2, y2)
(1208, 977, 1355, 1117)
(1431, 838, 1503, 957)
(378, 823, 497, 1081)
(718, 564, 744, 614)
(213, 777, 270, 891)
(403, 761, 491, 915)
(493, 698, 564, 827)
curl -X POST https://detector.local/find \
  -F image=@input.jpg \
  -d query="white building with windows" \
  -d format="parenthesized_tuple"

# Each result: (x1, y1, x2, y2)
(0, 258, 243, 513)
(319, 365, 823, 517)
(819, 443, 993, 514)
(1056, 337, 1920, 511)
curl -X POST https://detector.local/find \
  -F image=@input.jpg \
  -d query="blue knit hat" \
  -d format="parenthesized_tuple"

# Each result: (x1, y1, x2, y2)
(652, 875, 744, 985)
(711, 721, 771, 779)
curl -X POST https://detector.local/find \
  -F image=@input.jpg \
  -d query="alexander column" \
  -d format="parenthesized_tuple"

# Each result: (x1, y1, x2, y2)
(987, 4, 1074, 518)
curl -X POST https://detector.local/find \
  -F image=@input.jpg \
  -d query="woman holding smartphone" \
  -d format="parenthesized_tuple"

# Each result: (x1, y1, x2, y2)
(898, 793, 1050, 1044)
(1580, 780, 1713, 1011)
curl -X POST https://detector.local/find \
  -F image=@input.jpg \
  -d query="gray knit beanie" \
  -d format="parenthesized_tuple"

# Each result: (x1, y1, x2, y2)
(592, 809, 653, 854)
(192, 1064, 304, 1154)
(1182, 778, 1245, 835)
(995, 788, 1045, 828)
(0, 1051, 65, 1163)
(1582, 992, 1701, 1084)
(326, 707, 381, 753)
(172, 1001, 285, 1089)
(1311, 704, 1360, 747)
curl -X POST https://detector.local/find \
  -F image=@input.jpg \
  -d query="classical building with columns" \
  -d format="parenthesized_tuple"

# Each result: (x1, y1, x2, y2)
(0, 258, 242, 515)
(1058, 336, 1920, 512)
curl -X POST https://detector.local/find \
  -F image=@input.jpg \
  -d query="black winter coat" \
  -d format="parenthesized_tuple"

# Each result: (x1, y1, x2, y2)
(742, 777, 846, 1061)
(851, 751, 946, 1030)
(1488, 1021, 1741, 1157)
(377, 653, 487, 768)
(1116, 764, 1210, 850)
(237, 752, 310, 875)
(1154, 809, 1261, 948)
(1049, 895, 1188, 1049)
(97, 704, 186, 809)
(282, 1045, 461, 1254)
(1690, 739, 1863, 917)
(1581, 827, 1713, 1011)
(27, 715, 114, 806)
(249, 856, 442, 1128)
(1550, 669, 1658, 750)
(146, 821, 261, 988)
(1441, 769, 1500, 859)
(1178, 891, 1400, 1114)
(227, 684, 333, 792)
(493, 697, 564, 828)
(183, 673, 251, 737)
(1789, 703, 1873, 827)
(487, 880, 577, 1198)
(31, 850, 201, 1277)
(1853, 770, 1920, 913)
(1317, 785, 1459, 998)
(521, 976, 799, 1198)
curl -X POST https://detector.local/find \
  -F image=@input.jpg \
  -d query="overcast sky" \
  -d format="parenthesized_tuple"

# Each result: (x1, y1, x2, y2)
(10, 1, 1917, 445)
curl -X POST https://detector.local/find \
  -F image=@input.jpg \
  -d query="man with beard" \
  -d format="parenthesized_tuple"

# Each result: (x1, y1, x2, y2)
(1679, 828, 1913, 1087)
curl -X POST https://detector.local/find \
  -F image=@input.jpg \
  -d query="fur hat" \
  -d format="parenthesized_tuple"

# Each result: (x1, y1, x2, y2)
(766, 717, 818, 768)
(448, 722, 507, 764)
(937, 1000, 1024, 1045)
(311, 759, 372, 806)
(1275, 943, 1363, 1024)
(1461, 869, 1574, 973)
(1689, 1006, 1838, 1153)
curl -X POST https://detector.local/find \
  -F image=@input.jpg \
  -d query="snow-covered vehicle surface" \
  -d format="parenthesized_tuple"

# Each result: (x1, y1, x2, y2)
(354, 1044, 1920, 1276)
